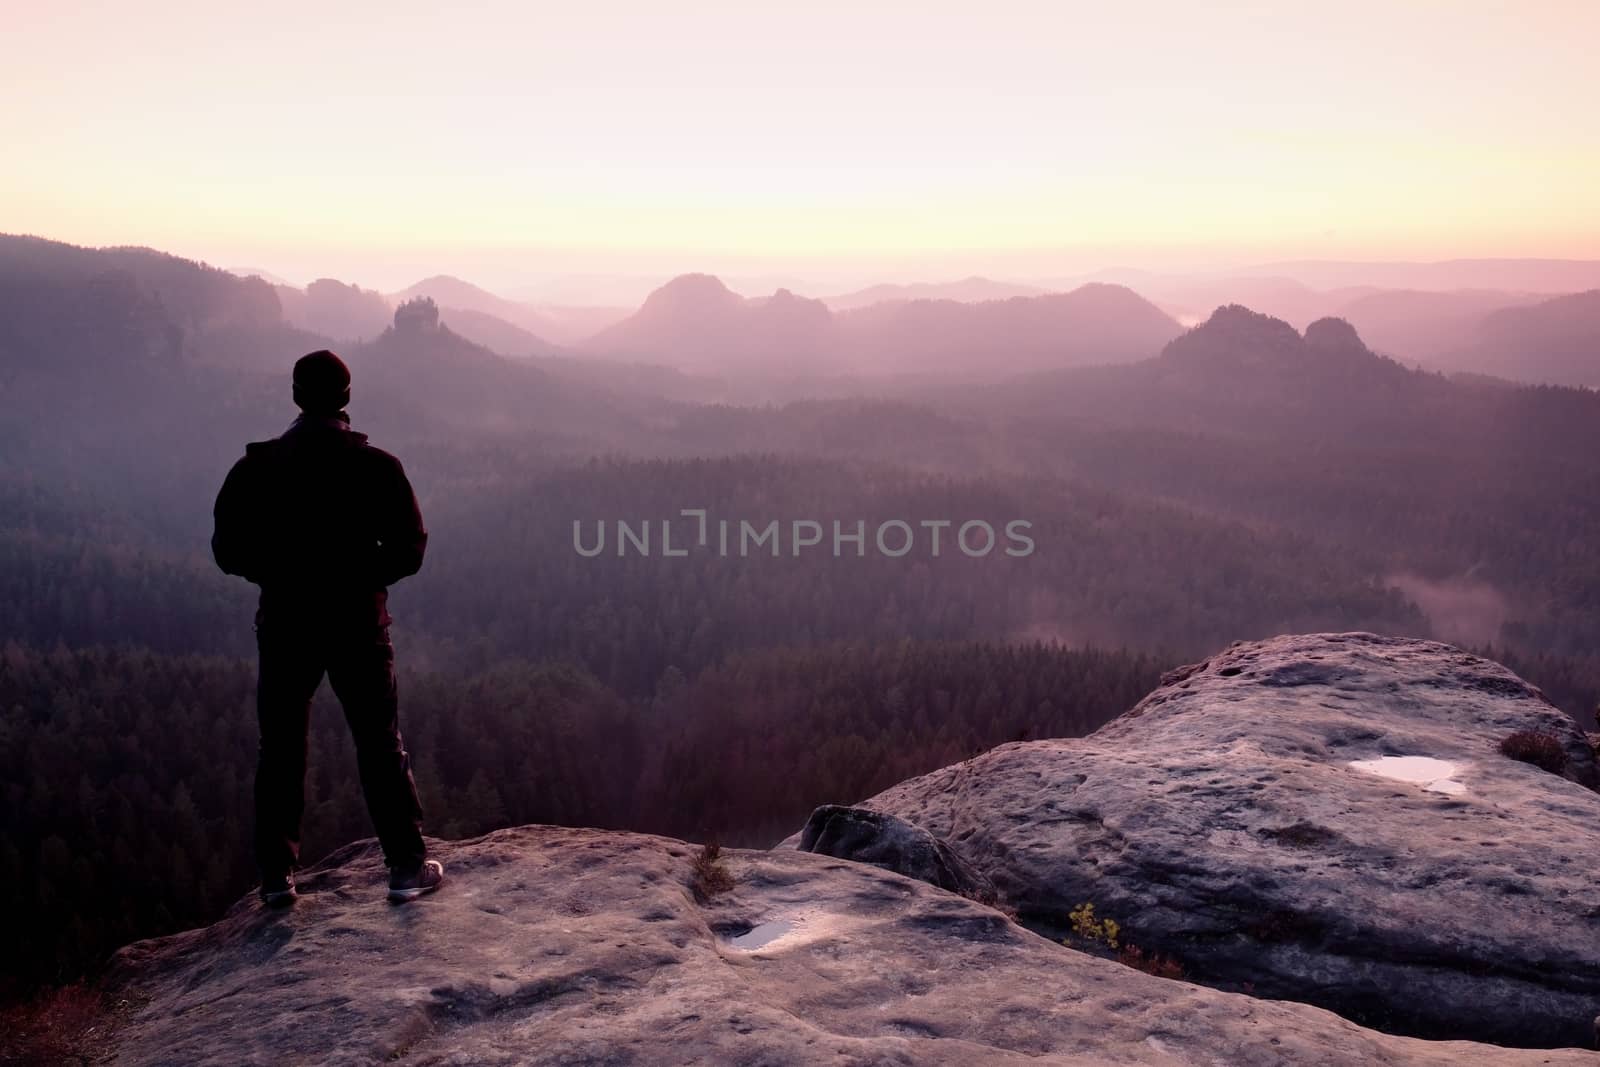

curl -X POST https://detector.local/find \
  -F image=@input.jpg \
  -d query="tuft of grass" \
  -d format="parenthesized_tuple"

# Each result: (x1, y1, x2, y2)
(382, 1008, 436, 1061)
(1498, 729, 1568, 774)
(0, 984, 110, 1066)
(962, 885, 1012, 916)
(1062, 902, 1186, 981)
(1117, 944, 1185, 980)
(689, 841, 735, 901)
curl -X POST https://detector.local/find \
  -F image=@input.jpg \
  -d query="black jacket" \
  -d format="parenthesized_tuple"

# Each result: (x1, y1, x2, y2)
(212, 415, 427, 620)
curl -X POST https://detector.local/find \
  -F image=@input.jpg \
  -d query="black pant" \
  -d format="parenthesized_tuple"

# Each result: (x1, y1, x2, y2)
(254, 608, 426, 877)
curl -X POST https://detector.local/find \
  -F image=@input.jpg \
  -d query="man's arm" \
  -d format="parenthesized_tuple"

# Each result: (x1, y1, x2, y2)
(372, 453, 427, 587)
(212, 454, 262, 582)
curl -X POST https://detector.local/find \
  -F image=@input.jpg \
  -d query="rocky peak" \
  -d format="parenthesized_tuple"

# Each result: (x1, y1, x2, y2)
(638, 272, 742, 315)
(753, 286, 832, 328)
(1304, 315, 1368, 355)
(103, 818, 1595, 1065)
(393, 294, 440, 334)
(1161, 303, 1307, 366)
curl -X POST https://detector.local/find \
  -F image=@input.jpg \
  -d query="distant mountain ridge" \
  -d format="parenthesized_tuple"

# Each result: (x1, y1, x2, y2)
(838, 283, 1183, 376)
(585, 273, 1182, 377)
(0, 233, 319, 377)
(1446, 290, 1600, 387)
(227, 255, 1600, 386)
(228, 266, 293, 286)
(824, 276, 1048, 310)
(259, 272, 564, 356)
(585, 273, 836, 373)
(1112, 273, 1560, 375)
(1331, 288, 1539, 362)
(1, 234, 280, 334)
(959, 303, 1459, 449)
(10, 233, 1597, 393)
(274, 278, 392, 341)
(1256, 257, 1600, 293)
(1157, 304, 1406, 372)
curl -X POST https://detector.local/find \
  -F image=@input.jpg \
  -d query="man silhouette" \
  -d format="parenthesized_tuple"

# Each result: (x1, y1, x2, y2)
(212, 350, 444, 906)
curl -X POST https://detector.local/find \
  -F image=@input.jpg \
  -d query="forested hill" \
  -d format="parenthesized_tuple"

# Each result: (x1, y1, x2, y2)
(583, 271, 1183, 377)
(961, 302, 1600, 455)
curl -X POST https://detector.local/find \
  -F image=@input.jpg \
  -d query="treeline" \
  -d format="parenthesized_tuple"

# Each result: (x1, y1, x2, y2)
(8, 630, 1594, 992)
(637, 641, 1166, 845)
(1481, 644, 1600, 728)
(0, 637, 1163, 989)
(0, 453, 1427, 689)
(989, 419, 1600, 655)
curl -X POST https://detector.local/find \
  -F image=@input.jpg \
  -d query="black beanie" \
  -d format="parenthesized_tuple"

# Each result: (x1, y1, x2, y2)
(292, 350, 351, 414)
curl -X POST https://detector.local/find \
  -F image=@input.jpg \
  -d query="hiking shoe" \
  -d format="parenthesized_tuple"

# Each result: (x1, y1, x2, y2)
(387, 859, 445, 903)
(259, 873, 297, 908)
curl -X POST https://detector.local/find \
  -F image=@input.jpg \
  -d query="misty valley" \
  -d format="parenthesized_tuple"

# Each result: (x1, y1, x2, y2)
(3, 234, 1600, 1055)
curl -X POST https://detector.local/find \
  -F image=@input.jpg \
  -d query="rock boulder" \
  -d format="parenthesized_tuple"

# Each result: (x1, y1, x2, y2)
(796, 803, 997, 903)
(100, 824, 1597, 1065)
(852, 633, 1600, 1048)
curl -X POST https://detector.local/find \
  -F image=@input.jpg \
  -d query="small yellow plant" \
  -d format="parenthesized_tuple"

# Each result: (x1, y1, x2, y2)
(1067, 902, 1120, 949)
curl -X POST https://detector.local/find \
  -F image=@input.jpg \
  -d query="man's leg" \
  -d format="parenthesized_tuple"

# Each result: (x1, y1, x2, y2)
(327, 623, 426, 871)
(255, 613, 324, 882)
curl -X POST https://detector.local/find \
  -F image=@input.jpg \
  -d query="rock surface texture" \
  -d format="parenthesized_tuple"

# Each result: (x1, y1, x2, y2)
(854, 632, 1600, 1049)
(104, 824, 1598, 1065)
(796, 803, 998, 902)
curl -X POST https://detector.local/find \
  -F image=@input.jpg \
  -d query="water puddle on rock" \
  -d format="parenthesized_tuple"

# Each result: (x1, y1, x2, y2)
(1348, 755, 1466, 795)
(726, 918, 796, 950)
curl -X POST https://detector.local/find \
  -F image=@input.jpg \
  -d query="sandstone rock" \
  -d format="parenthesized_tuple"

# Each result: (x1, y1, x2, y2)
(851, 633, 1600, 1049)
(101, 824, 1596, 1065)
(796, 803, 997, 903)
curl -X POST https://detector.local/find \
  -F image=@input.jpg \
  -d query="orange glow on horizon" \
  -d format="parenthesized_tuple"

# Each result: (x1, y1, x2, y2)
(5, 1, 1597, 291)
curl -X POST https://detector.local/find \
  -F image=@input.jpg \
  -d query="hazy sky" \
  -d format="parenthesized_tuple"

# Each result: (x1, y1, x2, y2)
(5, 1, 1597, 292)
